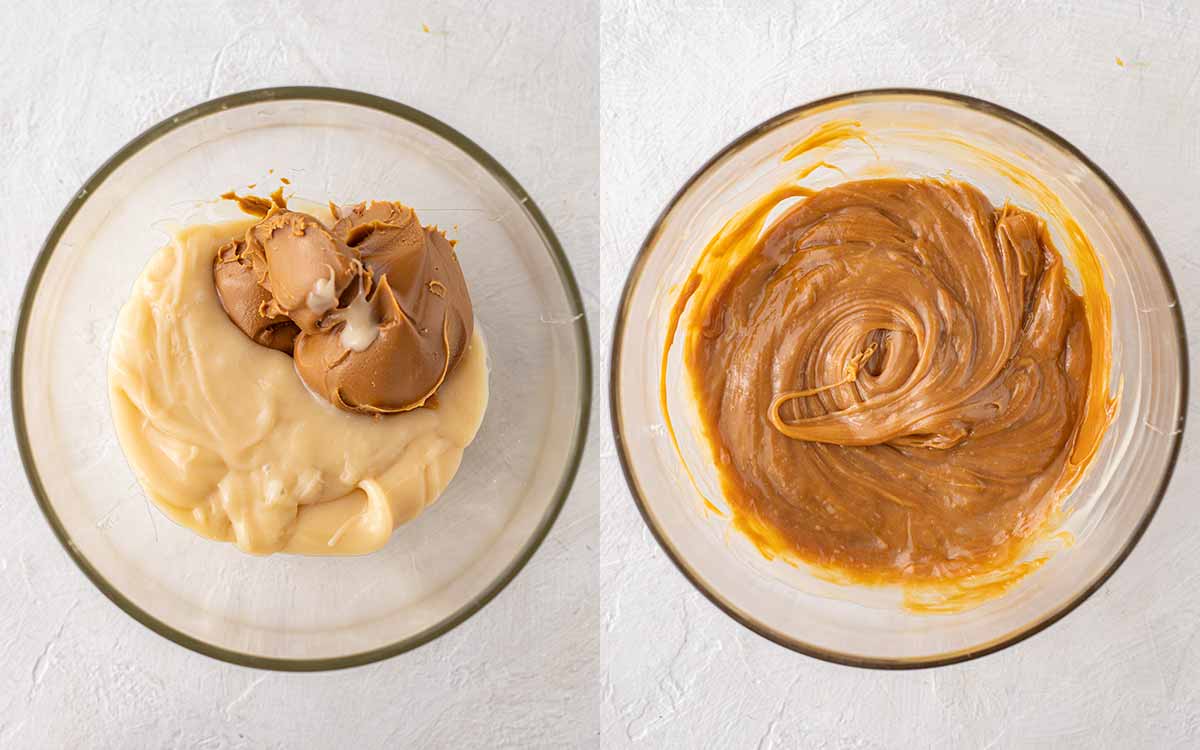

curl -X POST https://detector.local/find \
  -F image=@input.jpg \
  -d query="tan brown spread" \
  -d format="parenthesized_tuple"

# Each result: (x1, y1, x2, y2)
(213, 190, 473, 414)
(673, 176, 1113, 599)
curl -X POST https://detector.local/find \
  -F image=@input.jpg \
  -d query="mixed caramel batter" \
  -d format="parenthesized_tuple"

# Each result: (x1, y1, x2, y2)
(676, 176, 1112, 592)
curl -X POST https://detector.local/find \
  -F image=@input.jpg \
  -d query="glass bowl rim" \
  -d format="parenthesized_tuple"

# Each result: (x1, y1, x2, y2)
(609, 87, 1189, 670)
(11, 86, 593, 672)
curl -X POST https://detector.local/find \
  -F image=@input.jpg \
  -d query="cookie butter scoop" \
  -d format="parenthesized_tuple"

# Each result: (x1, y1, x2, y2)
(213, 239, 300, 353)
(213, 192, 474, 415)
(243, 209, 361, 333)
(293, 201, 475, 413)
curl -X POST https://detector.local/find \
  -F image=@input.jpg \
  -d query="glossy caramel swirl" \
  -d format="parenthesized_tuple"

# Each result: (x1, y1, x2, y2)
(682, 177, 1111, 590)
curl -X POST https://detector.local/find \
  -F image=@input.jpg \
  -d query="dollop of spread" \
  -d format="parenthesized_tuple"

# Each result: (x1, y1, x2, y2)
(213, 191, 474, 414)
(212, 242, 299, 353)
(677, 177, 1112, 594)
(244, 209, 361, 333)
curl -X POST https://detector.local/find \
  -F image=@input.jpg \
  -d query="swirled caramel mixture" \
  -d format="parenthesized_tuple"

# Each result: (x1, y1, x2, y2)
(680, 177, 1112, 592)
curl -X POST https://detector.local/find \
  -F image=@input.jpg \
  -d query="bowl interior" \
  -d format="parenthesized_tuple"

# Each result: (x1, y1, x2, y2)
(614, 92, 1185, 665)
(16, 92, 589, 667)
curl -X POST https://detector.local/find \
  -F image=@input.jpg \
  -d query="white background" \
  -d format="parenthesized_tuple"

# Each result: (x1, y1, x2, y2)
(2, 0, 1198, 747)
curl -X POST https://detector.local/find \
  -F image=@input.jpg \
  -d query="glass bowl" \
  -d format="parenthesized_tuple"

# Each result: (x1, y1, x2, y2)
(611, 89, 1187, 668)
(13, 87, 591, 670)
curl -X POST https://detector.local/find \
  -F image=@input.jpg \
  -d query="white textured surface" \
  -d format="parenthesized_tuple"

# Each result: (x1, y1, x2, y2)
(1, 0, 1198, 748)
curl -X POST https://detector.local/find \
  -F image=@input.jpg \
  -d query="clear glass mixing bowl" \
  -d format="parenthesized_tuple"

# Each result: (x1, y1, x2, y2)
(611, 89, 1187, 667)
(13, 87, 591, 670)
